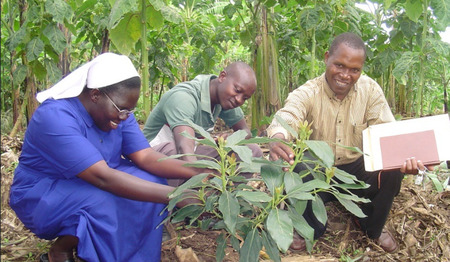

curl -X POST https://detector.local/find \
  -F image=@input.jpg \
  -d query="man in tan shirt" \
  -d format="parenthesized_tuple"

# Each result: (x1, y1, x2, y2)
(268, 32, 427, 253)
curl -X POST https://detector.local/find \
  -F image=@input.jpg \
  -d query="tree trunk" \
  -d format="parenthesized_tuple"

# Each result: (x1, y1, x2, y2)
(251, 7, 281, 133)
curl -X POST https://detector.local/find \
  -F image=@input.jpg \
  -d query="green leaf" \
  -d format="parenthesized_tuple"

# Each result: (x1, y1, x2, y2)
(238, 161, 263, 174)
(261, 230, 281, 262)
(171, 204, 203, 223)
(405, 0, 423, 23)
(333, 20, 349, 35)
(30, 60, 46, 81)
(334, 168, 358, 184)
(230, 235, 241, 252)
(183, 160, 221, 170)
(74, 0, 97, 17)
(108, 0, 138, 29)
(393, 51, 418, 85)
(375, 48, 397, 72)
(335, 196, 367, 218)
(332, 183, 369, 190)
(235, 190, 272, 203)
(26, 38, 44, 61)
(45, 0, 74, 24)
(237, 136, 276, 145)
(168, 173, 209, 199)
(430, 0, 450, 27)
(400, 19, 418, 38)
(266, 209, 293, 253)
(43, 23, 67, 54)
(305, 140, 334, 168)
(147, 4, 164, 29)
(286, 179, 331, 199)
(239, 228, 262, 262)
(109, 13, 141, 55)
(44, 59, 62, 84)
(228, 145, 252, 163)
(261, 164, 284, 195)
(284, 171, 304, 193)
(223, 4, 236, 19)
(216, 233, 226, 262)
(274, 115, 298, 138)
(185, 119, 215, 144)
(12, 65, 27, 86)
(6, 26, 27, 52)
(179, 131, 217, 148)
(288, 208, 314, 241)
(300, 8, 319, 31)
(218, 191, 239, 235)
(225, 130, 248, 146)
(293, 199, 307, 215)
(427, 173, 444, 192)
(311, 195, 327, 226)
(332, 191, 370, 203)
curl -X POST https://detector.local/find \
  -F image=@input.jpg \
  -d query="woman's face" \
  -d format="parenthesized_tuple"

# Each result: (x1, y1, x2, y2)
(92, 87, 140, 132)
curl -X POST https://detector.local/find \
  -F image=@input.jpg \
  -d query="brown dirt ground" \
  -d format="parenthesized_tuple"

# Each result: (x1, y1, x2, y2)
(1, 134, 449, 262)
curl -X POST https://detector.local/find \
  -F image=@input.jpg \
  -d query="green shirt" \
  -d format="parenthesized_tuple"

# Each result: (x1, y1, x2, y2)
(143, 74, 244, 142)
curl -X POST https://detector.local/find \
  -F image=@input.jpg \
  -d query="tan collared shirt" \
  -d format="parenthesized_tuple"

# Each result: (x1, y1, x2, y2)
(267, 73, 395, 165)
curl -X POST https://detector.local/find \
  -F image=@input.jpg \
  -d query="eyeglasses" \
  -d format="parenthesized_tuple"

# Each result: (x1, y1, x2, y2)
(99, 89, 136, 117)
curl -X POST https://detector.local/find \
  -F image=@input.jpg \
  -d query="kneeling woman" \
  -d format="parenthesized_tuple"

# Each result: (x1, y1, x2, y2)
(10, 53, 204, 262)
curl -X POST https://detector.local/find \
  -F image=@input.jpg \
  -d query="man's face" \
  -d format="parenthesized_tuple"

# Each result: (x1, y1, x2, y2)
(217, 70, 256, 110)
(324, 43, 365, 100)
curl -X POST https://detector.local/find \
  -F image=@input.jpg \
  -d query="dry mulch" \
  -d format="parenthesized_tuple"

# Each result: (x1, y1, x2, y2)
(1, 134, 449, 261)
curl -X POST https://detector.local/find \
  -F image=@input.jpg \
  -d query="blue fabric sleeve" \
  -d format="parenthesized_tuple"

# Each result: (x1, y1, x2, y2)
(26, 102, 103, 179)
(121, 114, 150, 156)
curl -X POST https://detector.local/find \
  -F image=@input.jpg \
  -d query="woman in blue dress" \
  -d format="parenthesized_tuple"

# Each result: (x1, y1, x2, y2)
(9, 53, 204, 262)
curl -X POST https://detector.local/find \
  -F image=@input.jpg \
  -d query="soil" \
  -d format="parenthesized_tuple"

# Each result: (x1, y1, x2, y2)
(1, 134, 449, 262)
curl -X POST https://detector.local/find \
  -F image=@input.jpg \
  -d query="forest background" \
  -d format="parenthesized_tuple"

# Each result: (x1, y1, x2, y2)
(1, 1, 450, 261)
(1, 0, 449, 137)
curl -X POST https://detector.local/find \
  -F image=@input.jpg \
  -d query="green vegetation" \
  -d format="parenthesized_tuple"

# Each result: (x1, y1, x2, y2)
(163, 119, 368, 261)
(1, 0, 449, 136)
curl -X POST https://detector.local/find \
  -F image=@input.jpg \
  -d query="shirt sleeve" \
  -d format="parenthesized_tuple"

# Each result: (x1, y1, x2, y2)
(121, 114, 150, 155)
(163, 90, 199, 129)
(27, 102, 104, 179)
(267, 86, 311, 140)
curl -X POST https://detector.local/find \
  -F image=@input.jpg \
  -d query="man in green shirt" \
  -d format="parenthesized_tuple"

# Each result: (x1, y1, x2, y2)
(143, 62, 263, 185)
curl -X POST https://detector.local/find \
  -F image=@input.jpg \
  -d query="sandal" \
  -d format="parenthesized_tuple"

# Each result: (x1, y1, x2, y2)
(40, 252, 75, 262)
(290, 231, 306, 251)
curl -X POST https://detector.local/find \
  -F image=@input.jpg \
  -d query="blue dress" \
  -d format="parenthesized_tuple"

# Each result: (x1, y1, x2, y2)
(10, 98, 167, 262)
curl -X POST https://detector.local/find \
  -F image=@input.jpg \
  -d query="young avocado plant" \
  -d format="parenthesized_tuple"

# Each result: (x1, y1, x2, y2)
(163, 118, 369, 262)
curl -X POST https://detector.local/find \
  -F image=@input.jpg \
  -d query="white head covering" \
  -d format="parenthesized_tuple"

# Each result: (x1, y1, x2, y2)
(36, 52, 140, 103)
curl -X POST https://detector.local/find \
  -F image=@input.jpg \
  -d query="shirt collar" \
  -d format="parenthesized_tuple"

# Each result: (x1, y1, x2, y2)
(200, 75, 222, 116)
(71, 97, 95, 127)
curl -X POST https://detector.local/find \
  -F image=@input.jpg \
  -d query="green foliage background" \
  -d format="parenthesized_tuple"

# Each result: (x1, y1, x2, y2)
(1, 0, 449, 136)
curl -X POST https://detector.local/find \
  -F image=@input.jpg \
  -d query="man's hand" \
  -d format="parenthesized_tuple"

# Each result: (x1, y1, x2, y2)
(269, 133, 295, 171)
(400, 157, 435, 174)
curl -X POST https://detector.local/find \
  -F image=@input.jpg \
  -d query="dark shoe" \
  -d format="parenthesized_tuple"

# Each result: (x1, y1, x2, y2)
(376, 229, 398, 253)
(40, 252, 75, 262)
(289, 232, 306, 251)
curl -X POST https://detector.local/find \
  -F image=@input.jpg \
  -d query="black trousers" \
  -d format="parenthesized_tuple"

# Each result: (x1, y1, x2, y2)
(296, 156, 404, 239)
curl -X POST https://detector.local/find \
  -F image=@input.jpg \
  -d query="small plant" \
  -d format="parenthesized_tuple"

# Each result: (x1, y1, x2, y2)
(164, 118, 369, 262)
(416, 162, 449, 192)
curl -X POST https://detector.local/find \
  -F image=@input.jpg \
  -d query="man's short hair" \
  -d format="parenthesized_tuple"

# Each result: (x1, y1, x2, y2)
(329, 32, 366, 58)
